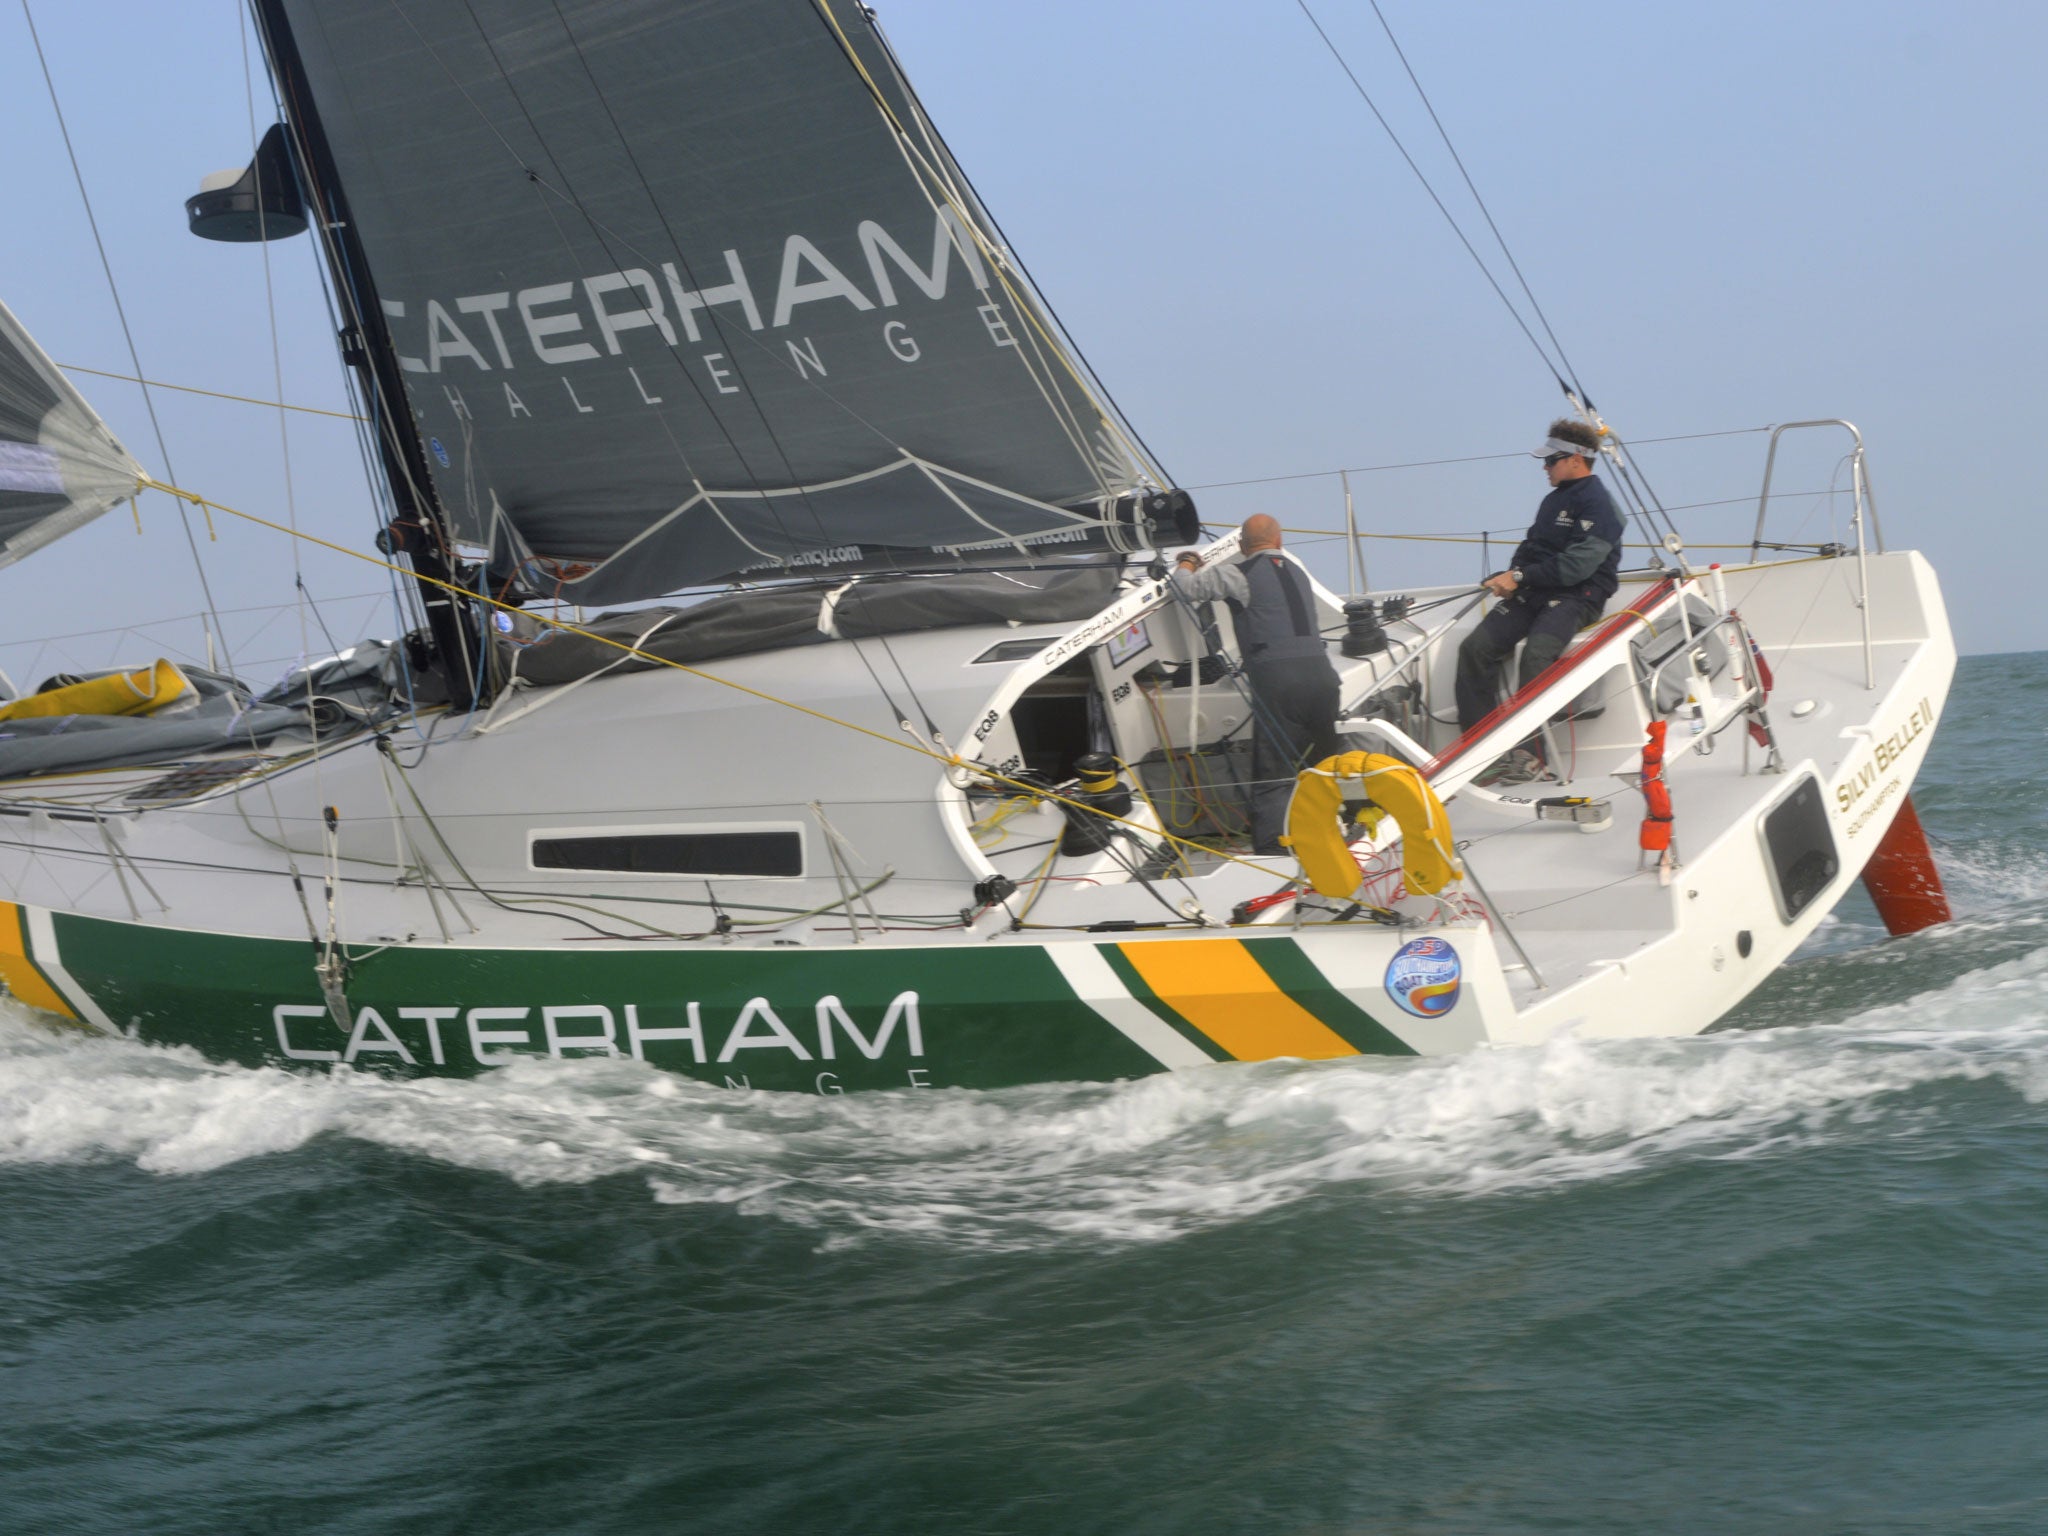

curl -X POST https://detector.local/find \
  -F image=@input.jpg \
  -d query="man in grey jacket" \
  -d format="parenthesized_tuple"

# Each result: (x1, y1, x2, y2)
(1172, 515, 1340, 855)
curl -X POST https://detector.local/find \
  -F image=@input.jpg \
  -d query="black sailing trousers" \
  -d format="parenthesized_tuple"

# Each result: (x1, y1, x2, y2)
(1243, 656, 1342, 855)
(1453, 590, 1601, 736)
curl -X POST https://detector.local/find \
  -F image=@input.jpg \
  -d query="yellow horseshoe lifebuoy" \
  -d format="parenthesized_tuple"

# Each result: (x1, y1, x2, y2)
(1282, 750, 1460, 898)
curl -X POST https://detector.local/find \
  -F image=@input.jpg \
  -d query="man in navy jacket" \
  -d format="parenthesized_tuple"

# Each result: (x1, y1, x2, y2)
(1454, 419, 1624, 766)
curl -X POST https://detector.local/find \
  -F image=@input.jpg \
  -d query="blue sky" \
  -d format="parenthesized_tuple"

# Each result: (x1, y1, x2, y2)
(0, 0, 2039, 685)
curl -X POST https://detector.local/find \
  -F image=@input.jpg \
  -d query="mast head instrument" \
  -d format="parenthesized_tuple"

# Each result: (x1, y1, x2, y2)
(185, 124, 307, 244)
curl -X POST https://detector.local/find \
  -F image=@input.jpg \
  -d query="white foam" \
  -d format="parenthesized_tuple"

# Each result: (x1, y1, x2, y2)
(5, 941, 2048, 1250)
(1937, 840, 2048, 917)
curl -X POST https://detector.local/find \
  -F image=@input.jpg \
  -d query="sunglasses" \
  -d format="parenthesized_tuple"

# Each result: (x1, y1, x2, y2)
(1542, 453, 1571, 467)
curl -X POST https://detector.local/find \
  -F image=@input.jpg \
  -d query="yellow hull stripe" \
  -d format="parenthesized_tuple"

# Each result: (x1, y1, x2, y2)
(0, 901, 77, 1019)
(1115, 938, 1355, 1061)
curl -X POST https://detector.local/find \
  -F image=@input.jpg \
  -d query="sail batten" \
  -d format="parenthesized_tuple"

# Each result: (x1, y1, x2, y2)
(270, 0, 1169, 601)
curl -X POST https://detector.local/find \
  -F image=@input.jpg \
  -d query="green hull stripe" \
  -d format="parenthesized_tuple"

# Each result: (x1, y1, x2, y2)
(43, 908, 1176, 1092)
(35, 906, 1419, 1091)
(1095, 944, 1232, 1062)
(1241, 937, 1417, 1057)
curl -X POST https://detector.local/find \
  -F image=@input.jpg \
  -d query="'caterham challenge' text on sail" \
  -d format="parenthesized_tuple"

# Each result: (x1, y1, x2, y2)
(386, 208, 1013, 420)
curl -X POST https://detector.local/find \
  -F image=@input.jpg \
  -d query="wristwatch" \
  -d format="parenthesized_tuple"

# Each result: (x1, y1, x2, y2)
(1508, 567, 1523, 583)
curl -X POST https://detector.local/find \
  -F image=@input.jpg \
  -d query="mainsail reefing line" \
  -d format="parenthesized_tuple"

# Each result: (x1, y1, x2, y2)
(248, 0, 1193, 608)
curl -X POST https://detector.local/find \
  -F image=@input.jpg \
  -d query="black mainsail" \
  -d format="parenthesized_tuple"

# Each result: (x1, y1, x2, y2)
(258, 0, 1185, 605)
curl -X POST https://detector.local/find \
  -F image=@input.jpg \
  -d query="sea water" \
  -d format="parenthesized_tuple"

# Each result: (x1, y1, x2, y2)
(4, 653, 2047, 1535)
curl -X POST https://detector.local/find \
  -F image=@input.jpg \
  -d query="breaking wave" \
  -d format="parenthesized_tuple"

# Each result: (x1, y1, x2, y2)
(8, 927, 2048, 1252)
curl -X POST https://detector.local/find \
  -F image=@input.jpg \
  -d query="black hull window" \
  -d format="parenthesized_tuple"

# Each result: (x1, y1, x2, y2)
(532, 831, 802, 878)
(1760, 776, 1840, 922)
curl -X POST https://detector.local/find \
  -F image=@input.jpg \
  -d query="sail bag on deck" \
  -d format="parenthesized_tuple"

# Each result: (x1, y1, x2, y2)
(0, 660, 197, 725)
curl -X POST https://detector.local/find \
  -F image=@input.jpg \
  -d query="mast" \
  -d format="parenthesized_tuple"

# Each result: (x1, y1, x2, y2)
(247, 0, 488, 706)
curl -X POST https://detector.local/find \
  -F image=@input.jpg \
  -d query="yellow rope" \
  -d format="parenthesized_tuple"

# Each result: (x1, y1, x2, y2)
(137, 478, 948, 751)
(1114, 754, 1191, 876)
(121, 478, 1842, 891)
(60, 364, 367, 422)
(969, 792, 1043, 849)
(132, 475, 1280, 879)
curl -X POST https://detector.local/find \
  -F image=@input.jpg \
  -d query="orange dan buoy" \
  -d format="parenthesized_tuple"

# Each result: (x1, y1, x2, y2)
(1861, 794, 1950, 935)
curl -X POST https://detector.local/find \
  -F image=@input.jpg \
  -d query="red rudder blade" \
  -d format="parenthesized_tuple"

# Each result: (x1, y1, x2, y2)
(1862, 794, 1950, 935)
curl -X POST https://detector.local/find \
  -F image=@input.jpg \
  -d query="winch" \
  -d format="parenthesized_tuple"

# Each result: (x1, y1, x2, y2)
(1059, 752, 1133, 855)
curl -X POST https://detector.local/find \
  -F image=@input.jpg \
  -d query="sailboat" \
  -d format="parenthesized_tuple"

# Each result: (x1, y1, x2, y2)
(0, 0, 1953, 1093)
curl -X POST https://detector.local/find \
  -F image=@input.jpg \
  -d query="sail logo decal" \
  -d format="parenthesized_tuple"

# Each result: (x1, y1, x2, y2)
(388, 206, 1008, 413)
(739, 544, 863, 573)
(1384, 937, 1461, 1018)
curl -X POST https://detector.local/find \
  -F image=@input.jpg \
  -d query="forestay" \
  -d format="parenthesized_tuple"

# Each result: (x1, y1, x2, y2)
(270, 0, 1166, 602)
(0, 298, 145, 570)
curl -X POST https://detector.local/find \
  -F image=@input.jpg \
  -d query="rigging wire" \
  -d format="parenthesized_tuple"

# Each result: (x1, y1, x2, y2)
(867, 8, 1175, 489)
(53, 365, 364, 421)
(253, 6, 477, 654)
(540, 1, 944, 746)
(1180, 425, 1776, 493)
(253, 81, 455, 751)
(0, 592, 386, 652)
(408, 1, 944, 745)
(1289, 0, 1568, 390)
(19, 0, 236, 674)
(1363, 0, 1590, 403)
(222, 0, 364, 968)
(21, 0, 343, 934)
(239, 0, 337, 760)
(540, 3, 941, 740)
(133, 473, 1300, 880)
(393, 0, 1116, 607)
(1153, 557, 1354, 803)
(237, 20, 434, 679)
(809, 0, 1158, 496)
(1293, 1, 1690, 552)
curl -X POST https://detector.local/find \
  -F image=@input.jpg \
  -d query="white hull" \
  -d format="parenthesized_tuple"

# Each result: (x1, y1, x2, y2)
(0, 544, 1953, 1089)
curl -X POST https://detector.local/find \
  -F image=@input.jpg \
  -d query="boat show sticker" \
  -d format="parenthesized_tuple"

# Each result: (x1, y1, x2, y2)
(1384, 937, 1462, 1019)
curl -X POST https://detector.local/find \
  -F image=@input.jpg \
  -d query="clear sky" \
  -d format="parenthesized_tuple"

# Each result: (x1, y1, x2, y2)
(0, 0, 2039, 688)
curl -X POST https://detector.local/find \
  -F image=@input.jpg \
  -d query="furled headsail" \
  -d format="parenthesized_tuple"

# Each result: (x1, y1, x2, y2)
(0, 299, 145, 570)
(256, 0, 1188, 603)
